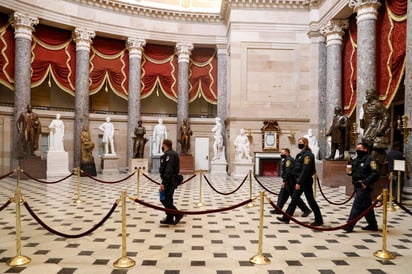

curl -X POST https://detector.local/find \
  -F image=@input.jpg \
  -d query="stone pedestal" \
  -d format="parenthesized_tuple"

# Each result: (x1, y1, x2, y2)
(151, 155, 161, 174)
(129, 158, 149, 174)
(101, 156, 120, 175)
(47, 151, 70, 178)
(180, 154, 194, 174)
(19, 157, 46, 179)
(80, 162, 97, 177)
(322, 160, 351, 188)
(232, 161, 254, 180)
(210, 159, 227, 175)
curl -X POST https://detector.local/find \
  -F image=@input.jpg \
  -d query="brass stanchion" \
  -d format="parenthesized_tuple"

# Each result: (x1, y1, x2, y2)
(374, 189, 396, 259)
(133, 167, 140, 206)
(7, 166, 31, 266)
(388, 172, 396, 211)
(246, 170, 255, 207)
(313, 173, 317, 199)
(395, 170, 401, 208)
(195, 170, 204, 207)
(73, 167, 84, 204)
(250, 191, 270, 265)
(113, 190, 136, 268)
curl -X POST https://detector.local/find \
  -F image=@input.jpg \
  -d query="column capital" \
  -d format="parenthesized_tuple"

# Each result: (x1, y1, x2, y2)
(349, 0, 381, 22)
(175, 43, 194, 63)
(10, 12, 39, 41)
(72, 28, 96, 52)
(126, 38, 146, 59)
(320, 20, 349, 46)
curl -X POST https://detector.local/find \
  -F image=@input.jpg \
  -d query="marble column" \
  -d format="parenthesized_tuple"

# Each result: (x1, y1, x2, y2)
(10, 12, 39, 160)
(72, 29, 95, 168)
(320, 20, 348, 131)
(175, 42, 193, 153)
(126, 38, 146, 159)
(349, 0, 381, 137)
(404, 0, 412, 195)
(217, 44, 228, 146)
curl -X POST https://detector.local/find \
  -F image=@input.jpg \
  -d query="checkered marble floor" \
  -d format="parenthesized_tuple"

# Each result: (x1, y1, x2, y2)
(0, 171, 411, 274)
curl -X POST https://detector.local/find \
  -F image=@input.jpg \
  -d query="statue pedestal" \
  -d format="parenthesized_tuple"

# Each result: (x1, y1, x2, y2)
(129, 158, 149, 174)
(80, 162, 97, 177)
(232, 161, 254, 180)
(210, 159, 227, 175)
(322, 160, 351, 188)
(19, 157, 46, 179)
(151, 155, 161, 174)
(180, 155, 194, 174)
(101, 155, 119, 175)
(47, 151, 70, 178)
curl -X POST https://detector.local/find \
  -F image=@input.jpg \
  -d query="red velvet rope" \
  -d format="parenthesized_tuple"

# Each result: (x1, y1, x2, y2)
(0, 198, 11, 212)
(23, 200, 119, 238)
(203, 173, 247, 195)
(22, 171, 75, 184)
(269, 195, 381, 231)
(253, 175, 279, 196)
(0, 170, 14, 180)
(141, 173, 197, 187)
(316, 176, 355, 205)
(393, 200, 412, 215)
(131, 196, 253, 215)
(80, 170, 136, 184)
(141, 172, 161, 185)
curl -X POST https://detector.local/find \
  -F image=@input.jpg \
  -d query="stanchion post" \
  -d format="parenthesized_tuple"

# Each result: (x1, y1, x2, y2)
(73, 167, 84, 204)
(246, 170, 255, 208)
(113, 190, 136, 268)
(396, 170, 401, 206)
(250, 191, 270, 265)
(195, 170, 204, 207)
(7, 166, 31, 266)
(133, 167, 140, 206)
(374, 189, 396, 259)
(388, 172, 396, 211)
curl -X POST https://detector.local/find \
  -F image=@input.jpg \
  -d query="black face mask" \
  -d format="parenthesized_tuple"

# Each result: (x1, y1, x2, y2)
(298, 144, 304, 149)
(161, 147, 165, 152)
(356, 150, 367, 157)
(280, 154, 286, 158)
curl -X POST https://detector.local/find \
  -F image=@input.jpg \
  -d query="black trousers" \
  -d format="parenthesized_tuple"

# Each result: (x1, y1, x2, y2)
(347, 186, 377, 230)
(277, 181, 310, 213)
(161, 184, 178, 222)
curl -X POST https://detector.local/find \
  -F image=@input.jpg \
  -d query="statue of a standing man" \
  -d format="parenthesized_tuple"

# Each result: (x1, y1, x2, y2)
(326, 106, 347, 160)
(17, 104, 42, 157)
(133, 120, 148, 158)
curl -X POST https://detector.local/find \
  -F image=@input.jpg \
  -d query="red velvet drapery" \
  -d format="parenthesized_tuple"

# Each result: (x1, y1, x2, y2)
(0, 15, 14, 89)
(342, 0, 407, 116)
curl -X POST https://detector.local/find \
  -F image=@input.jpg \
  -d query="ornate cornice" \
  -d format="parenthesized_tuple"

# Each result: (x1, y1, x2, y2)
(226, 0, 310, 9)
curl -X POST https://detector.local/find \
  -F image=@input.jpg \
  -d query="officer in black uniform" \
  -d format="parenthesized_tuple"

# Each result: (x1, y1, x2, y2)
(344, 142, 379, 232)
(271, 148, 311, 217)
(159, 139, 184, 225)
(278, 137, 323, 226)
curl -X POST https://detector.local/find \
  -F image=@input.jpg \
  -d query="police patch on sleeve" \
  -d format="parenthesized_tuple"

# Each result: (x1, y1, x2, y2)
(370, 160, 377, 170)
(304, 156, 311, 165)
(286, 160, 291, 167)
(166, 156, 170, 162)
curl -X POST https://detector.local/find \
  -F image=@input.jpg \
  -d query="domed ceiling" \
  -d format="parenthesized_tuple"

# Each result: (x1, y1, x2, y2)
(119, 0, 222, 13)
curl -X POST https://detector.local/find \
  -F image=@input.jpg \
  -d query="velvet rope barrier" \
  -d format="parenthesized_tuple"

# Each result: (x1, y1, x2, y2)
(253, 175, 279, 196)
(141, 172, 197, 187)
(130, 196, 253, 215)
(203, 174, 247, 195)
(0, 170, 14, 180)
(23, 200, 119, 238)
(393, 200, 412, 215)
(80, 170, 136, 184)
(22, 171, 75, 184)
(0, 198, 11, 212)
(316, 176, 355, 206)
(268, 195, 381, 232)
(141, 172, 161, 185)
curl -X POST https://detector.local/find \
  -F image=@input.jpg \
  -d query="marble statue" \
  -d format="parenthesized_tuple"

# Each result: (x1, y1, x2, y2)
(234, 128, 252, 161)
(152, 118, 167, 155)
(304, 128, 319, 160)
(48, 113, 65, 152)
(99, 116, 116, 156)
(212, 117, 224, 160)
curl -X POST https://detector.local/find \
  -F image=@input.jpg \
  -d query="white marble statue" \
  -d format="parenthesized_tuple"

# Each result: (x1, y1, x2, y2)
(212, 117, 224, 160)
(48, 113, 65, 152)
(99, 116, 116, 156)
(152, 118, 167, 156)
(304, 128, 320, 160)
(234, 128, 252, 162)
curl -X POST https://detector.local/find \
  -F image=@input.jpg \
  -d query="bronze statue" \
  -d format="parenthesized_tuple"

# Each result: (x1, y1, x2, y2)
(133, 120, 148, 158)
(178, 118, 193, 155)
(16, 104, 41, 157)
(326, 106, 348, 160)
(80, 125, 95, 163)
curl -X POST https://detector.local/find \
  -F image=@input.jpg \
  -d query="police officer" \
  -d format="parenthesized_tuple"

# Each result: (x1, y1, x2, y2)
(278, 137, 323, 226)
(344, 142, 379, 232)
(271, 148, 311, 217)
(159, 139, 183, 225)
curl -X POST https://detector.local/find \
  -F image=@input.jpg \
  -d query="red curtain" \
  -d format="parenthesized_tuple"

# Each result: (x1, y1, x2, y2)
(0, 14, 15, 89)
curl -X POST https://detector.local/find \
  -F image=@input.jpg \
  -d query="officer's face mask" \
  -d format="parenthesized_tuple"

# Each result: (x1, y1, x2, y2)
(356, 150, 367, 157)
(161, 146, 165, 152)
(298, 143, 304, 149)
(280, 154, 286, 158)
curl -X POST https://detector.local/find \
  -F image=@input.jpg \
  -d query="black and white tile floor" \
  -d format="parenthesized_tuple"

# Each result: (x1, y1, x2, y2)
(0, 172, 411, 274)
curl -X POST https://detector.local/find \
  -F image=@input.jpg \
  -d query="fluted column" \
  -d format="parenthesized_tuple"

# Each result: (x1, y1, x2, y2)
(404, 0, 412, 193)
(349, 0, 381, 136)
(320, 20, 348, 130)
(72, 28, 95, 168)
(126, 38, 146, 159)
(175, 42, 193, 153)
(217, 44, 228, 146)
(10, 12, 39, 160)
